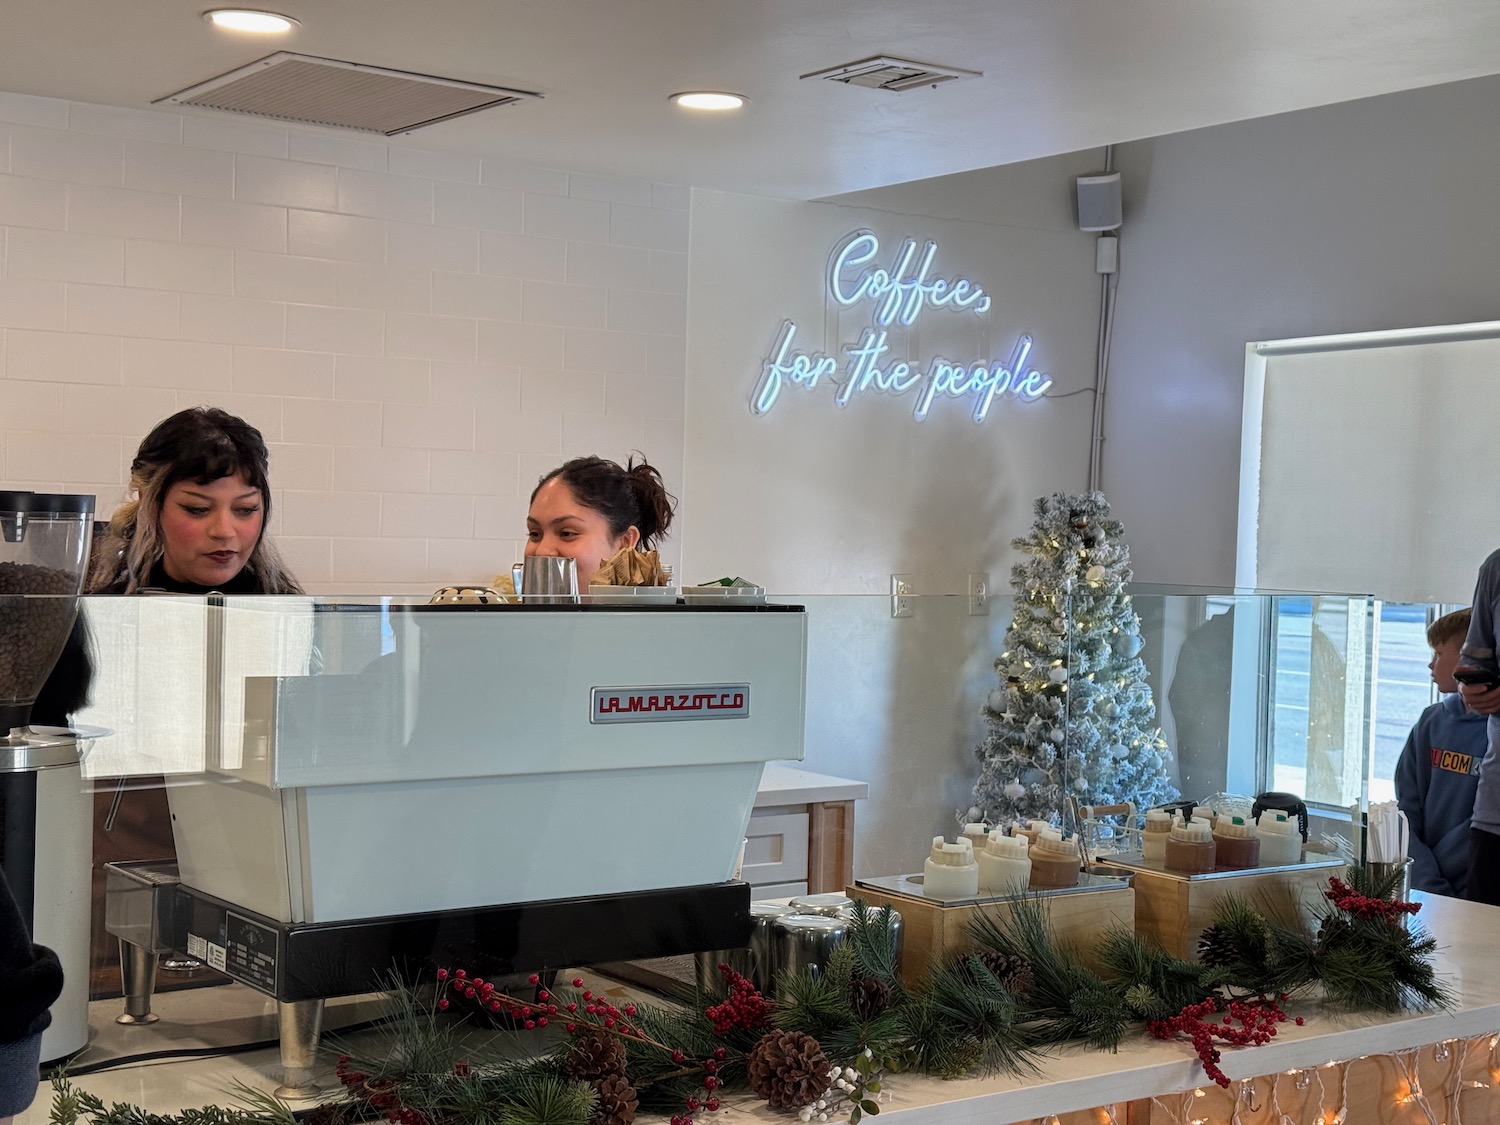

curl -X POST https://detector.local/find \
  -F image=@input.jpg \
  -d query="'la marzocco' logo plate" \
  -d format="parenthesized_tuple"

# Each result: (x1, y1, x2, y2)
(590, 685, 750, 724)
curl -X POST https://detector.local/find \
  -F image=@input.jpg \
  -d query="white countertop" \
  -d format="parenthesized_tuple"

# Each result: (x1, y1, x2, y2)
(755, 762, 870, 807)
(21, 892, 1498, 1124)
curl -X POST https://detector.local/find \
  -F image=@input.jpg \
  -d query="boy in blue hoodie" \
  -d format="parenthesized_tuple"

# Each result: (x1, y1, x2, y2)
(1396, 608, 1487, 896)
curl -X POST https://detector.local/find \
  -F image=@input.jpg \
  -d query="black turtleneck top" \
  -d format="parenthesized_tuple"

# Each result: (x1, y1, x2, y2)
(100, 560, 265, 596)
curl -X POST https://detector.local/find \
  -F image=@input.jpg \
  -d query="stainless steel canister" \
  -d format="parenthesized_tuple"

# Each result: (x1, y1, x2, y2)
(773, 913, 848, 981)
(518, 555, 579, 603)
(695, 900, 790, 995)
(788, 893, 854, 917)
(794, 896, 903, 961)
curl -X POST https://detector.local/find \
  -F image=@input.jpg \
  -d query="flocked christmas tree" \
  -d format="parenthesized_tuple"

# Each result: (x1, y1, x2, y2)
(971, 491, 1178, 825)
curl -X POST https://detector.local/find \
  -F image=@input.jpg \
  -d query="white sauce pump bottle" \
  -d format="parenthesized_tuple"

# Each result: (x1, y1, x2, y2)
(924, 835, 980, 898)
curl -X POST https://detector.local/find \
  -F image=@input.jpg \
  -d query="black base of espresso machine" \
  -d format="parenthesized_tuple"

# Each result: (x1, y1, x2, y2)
(106, 864, 753, 1098)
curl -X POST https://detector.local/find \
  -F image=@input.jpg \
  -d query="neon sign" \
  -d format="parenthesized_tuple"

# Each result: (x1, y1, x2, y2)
(751, 230, 1051, 423)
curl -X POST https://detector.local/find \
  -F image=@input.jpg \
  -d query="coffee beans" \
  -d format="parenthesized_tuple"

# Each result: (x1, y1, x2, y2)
(0, 562, 78, 708)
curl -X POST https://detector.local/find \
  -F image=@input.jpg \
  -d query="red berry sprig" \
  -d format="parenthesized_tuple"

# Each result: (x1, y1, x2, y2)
(436, 966, 675, 1054)
(671, 1055, 726, 1125)
(1324, 876, 1422, 921)
(704, 963, 773, 1035)
(434, 964, 737, 1120)
(335, 1055, 428, 1124)
(1145, 997, 1290, 1087)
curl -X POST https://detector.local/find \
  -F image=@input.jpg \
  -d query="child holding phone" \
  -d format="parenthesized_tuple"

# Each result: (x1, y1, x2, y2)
(1396, 608, 1487, 896)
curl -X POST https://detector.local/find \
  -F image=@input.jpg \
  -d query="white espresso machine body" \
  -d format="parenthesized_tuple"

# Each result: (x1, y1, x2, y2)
(165, 601, 808, 924)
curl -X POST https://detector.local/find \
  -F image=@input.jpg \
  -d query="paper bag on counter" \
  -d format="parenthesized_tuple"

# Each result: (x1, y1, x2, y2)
(591, 547, 669, 587)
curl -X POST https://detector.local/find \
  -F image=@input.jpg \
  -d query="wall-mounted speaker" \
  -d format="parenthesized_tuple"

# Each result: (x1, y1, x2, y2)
(1075, 172, 1122, 232)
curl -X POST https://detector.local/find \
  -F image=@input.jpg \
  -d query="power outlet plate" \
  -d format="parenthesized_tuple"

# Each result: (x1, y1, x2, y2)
(968, 572, 990, 616)
(891, 573, 915, 618)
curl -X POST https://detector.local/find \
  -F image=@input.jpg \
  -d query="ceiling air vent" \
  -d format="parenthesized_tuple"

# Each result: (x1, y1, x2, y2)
(156, 53, 541, 135)
(800, 55, 981, 93)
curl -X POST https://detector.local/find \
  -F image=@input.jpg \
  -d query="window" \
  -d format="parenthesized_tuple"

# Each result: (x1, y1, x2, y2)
(1240, 322, 1493, 810)
(1265, 598, 1441, 808)
(1267, 596, 1363, 808)
(1368, 603, 1436, 804)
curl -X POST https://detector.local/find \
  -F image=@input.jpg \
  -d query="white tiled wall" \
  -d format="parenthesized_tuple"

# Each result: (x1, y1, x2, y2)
(0, 91, 689, 593)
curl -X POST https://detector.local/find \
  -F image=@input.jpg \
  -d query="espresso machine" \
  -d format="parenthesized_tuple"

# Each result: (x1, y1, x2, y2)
(93, 594, 807, 1095)
(0, 490, 97, 1062)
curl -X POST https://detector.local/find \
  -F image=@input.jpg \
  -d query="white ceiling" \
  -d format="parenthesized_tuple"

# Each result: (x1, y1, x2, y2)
(8, 0, 1500, 199)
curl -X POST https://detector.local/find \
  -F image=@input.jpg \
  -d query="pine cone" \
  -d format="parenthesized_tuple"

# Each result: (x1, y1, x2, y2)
(565, 1031, 628, 1081)
(979, 950, 1035, 997)
(590, 1073, 639, 1125)
(1196, 924, 1236, 968)
(849, 975, 891, 1020)
(747, 1029, 833, 1112)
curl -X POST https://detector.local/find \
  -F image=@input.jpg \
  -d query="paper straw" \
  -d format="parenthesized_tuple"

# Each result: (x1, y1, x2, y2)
(1366, 801, 1406, 863)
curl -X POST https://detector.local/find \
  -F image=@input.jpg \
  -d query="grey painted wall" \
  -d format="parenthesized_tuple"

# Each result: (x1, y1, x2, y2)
(1107, 72, 1500, 587)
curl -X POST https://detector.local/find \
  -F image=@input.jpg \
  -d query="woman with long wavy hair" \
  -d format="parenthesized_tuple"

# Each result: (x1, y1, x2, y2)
(89, 407, 301, 595)
(57, 408, 303, 999)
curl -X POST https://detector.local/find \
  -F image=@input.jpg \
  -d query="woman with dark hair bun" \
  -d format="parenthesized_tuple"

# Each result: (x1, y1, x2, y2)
(525, 454, 677, 589)
(89, 407, 301, 595)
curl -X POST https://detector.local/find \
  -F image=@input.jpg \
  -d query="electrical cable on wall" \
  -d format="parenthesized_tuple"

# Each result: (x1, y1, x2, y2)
(1078, 145, 1122, 491)
(1090, 239, 1120, 491)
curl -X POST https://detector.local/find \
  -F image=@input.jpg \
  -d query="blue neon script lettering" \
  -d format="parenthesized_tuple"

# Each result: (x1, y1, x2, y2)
(751, 229, 1051, 423)
(830, 232, 991, 325)
(752, 321, 838, 415)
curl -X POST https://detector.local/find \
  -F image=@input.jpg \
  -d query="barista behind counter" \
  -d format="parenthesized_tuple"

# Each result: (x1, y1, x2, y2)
(33, 406, 303, 992)
(524, 455, 676, 589)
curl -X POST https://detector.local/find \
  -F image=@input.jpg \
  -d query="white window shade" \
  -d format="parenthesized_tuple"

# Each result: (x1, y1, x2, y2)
(1238, 324, 1500, 604)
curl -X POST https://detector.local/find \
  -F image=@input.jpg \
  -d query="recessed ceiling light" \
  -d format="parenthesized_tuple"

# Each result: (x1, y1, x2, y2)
(670, 92, 746, 112)
(204, 9, 299, 33)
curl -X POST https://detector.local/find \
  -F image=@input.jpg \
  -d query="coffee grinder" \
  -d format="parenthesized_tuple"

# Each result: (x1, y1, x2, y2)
(0, 490, 98, 1061)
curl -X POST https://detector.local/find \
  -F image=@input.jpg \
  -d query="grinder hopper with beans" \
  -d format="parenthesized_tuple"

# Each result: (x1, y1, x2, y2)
(0, 490, 96, 734)
(1, 489, 97, 1061)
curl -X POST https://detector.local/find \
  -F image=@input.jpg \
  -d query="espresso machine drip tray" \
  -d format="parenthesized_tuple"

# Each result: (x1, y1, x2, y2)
(106, 870, 751, 1098)
(166, 879, 753, 1003)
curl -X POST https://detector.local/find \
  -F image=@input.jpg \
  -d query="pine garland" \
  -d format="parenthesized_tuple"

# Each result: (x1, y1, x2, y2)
(49, 876, 1451, 1124)
(968, 894, 1129, 1050)
(47, 1078, 297, 1125)
(844, 902, 904, 998)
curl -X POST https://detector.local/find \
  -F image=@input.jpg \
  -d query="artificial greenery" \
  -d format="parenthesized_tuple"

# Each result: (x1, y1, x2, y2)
(48, 873, 1451, 1125)
(1307, 865, 1449, 1013)
(48, 1078, 295, 1125)
(842, 903, 903, 997)
(901, 953, 1033, 1078)
(968, 894, 1127, 1050)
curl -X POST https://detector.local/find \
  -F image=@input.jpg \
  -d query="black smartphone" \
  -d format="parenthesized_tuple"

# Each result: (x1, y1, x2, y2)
(1453, 666, 1500, 689)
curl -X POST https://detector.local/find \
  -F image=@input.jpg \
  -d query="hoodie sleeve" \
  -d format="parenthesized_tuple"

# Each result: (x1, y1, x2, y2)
(1395, 711, 1453, 895)
(0, 867, 63, 1045)
(1462, 552, 1500, 672)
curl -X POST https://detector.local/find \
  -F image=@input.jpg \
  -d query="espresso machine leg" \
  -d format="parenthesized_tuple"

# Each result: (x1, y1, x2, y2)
(273, 997, 326, 1100)
(114, 939, 160, 1025)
